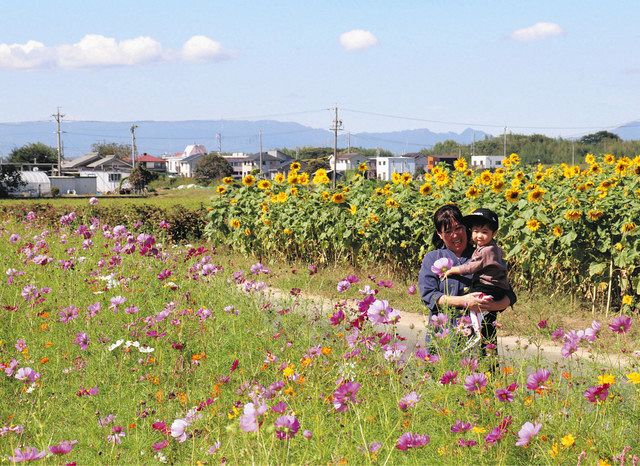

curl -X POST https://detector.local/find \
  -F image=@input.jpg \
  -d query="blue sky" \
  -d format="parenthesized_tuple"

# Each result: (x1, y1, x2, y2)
(1, 0, 639, 137)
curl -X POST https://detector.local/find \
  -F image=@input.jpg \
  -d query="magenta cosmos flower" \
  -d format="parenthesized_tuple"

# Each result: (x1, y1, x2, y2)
(584, 384, 610, 403)
(395, 432, 430, 451)
(609, 315, 632, 334)
(430, 257, 453, 277)
(398, 391, 420, 411)
(333, 381, 361, 412)
(274, 415, 300, 440)
(526, 368, 551, 392)
(7, 446, 47, 463)
(515, 422, 542, 447)
(440, 371, 458, 385)
(464, 372, 487, 393)
(74, 332, 90, 350)
(49, 440, 78, 455)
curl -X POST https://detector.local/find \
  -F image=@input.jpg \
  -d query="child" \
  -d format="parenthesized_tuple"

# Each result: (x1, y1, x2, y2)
(442, 208, 510, 347)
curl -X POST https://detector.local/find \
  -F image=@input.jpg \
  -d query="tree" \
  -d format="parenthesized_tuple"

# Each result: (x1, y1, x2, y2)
(0, 165, 25, 197)
(579, 131, 621, 145)
(194, 153, 233, 184)
(8, 143, 58, 164)
(128, 165, 156, 193)
(91, 142, 131, 159)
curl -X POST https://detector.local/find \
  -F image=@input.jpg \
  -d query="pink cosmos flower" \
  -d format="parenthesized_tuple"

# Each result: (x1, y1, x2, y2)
(450, 420, 473, 433)
(303, 430, 313, 439)
(109, 296, 126, 311)
(207, 442, 222, 454)
(59, 306, 79, 323)
(308, 264, 318, 275)
(74, 332, 90, 350)
(609, 315, 632, 334)
(495, 383, 518, 402)
(152, 439, 169, 451)
(464, 372, 487, 393)
(515, 422, 542, 447)
(526, 369, 551, 392)
(49, 440, 78, 455)
(170, 418, 190, 442)
(9, 233, 21, 244)
(395, 432, 430, 451)
(457, 439, 478, 447)
(4, 359, 19, 377)
(584, 384, 610, 403)
(398, 391, 420, 411)
(107, 425, 125, 444)
(239, 402, 267, 432)
(89, 197, 98, 205)
(407, 284, 417, 295)
(7, 446, 47, 463)
(271, 402, 287, 413)
(333, 381, 361, 412)
(26, 211, 36, 221)
(337, 280, 351, 293)
(87, 302, 101, 318)
(460, 358, 478, 371)
(367, 299, 392, 325)
(14, 367, 40, 383)
(431, 257, 453, 277)
(15, 339, 27, 352)
(274, 415, 300, 440)
(440, 371, 458, 385)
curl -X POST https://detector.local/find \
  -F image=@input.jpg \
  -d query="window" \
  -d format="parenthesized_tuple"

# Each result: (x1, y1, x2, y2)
(108, 173, 121, 182)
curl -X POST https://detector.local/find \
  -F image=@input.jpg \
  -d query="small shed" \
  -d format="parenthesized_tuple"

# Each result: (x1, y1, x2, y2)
(50, 176, 97, 195)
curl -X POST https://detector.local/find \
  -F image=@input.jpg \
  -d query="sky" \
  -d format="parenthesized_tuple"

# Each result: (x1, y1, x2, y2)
(1, 0, 639, 138)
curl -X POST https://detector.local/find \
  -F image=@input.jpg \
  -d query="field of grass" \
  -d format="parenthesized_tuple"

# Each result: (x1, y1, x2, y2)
(1, 213, 638, 464)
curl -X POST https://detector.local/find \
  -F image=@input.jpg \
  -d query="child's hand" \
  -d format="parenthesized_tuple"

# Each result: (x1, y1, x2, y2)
(476, 292, 493, 303)
(442, 269, 452, 279)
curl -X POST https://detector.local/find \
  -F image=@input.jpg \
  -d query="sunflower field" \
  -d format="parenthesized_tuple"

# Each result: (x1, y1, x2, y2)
(206, 153, 640, 309)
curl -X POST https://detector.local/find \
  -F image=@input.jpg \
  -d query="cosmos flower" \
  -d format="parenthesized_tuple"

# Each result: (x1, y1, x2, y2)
(333, 381, 361, 412)
(431, 257, 453, 277)
(464, 372, 488, 393)
(450, 420, 473, 433)
(274, 415, 300, 440)
(609, 315, 632, 334)
(526, 369, 551, 392)
(337, 280, 351, 293)
(7, 446, 47, 463)
(515, 422, 542, 447)
(395, 432, 430, 451)
(48, 440, 78, 455)
(74, 332, 90, 351)
(440, 371, 458, 385)
(398, 391, 420, 411)
(584, 384, 610, 403)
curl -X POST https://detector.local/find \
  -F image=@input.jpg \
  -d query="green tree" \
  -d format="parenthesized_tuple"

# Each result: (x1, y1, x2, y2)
(8, 143, 58, 164)
(91, 142, 131, 159)
(579, 131, 621, 145)
(0, 165, 25, 197)
(194, 153, 233, 184)
(128, 165, 156, 193)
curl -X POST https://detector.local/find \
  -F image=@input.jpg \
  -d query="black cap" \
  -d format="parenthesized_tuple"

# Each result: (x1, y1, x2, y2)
(462, 208, 499, 231)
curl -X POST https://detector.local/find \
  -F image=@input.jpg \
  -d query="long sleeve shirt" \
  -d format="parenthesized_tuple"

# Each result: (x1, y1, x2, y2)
(454, 241, 509, 290)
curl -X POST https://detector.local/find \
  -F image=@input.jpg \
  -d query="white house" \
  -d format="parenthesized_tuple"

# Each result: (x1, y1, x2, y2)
(471, 155, 505, 169)
(375, 156, 416, 181)
(61, 152, 131, 194)
(328, 152, 368, 174)
(164, 144, 208, 177)
(223, 150, 292, 179)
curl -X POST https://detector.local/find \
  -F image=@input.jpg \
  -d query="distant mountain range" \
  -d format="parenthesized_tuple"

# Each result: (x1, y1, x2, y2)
(0, 119, 638, 159)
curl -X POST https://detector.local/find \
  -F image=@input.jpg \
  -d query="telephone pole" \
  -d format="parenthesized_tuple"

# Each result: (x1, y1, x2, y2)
(52, 108, 65, 175)
(331, 106, 342, 189)
(130, 124, 138, 168)
(259, 130, 263, 177)
(503, 126, 507, 158)
(216, 132, 222, 155)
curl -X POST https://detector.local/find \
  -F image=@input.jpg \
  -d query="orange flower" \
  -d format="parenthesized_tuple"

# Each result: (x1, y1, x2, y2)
(128, 423, 136, 429)
(321, 347, 332, 355)
(501, 366, 514, 375)
(191, 352, 206, 362)
(177, 392, 188, 404)
(39, 357, 49, 364)
(155, 390, 164, 403)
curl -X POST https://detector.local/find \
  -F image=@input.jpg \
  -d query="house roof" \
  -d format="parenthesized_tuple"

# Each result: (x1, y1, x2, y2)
(87, 154, 132, 169)
(61, 152, 103, 169)
(137, 153, 165, 163)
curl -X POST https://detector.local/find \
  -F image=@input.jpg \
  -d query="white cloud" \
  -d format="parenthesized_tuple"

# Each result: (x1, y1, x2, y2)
(0, 35, 229, 70)
(510, 22, 565, 42)
(339, 29, 378, 51)
(182, 35, 228, 61)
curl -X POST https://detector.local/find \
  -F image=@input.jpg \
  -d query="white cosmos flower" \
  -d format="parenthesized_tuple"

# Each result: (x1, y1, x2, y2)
(108, 339, 124, 351)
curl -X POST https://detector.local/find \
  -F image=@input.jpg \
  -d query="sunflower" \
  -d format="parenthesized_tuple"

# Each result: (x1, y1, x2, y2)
(534, 172, 545, 182)
(419, 183, 433, 195)
(287, 172, 299, 184)
(621, 222, 637, 234)
(464, 169, 473, 177)
(589, 163, 602, 175)
(242, 174, 256, 187)
(257, 180, 271, 190)
(401, 172, 412, 185)
(564, 210, 582, 221)
(552, 225, 563, 237)
(222, 176, 234, 184)
(274, 172, 285, 183)
(615, 161, 630, 175)
(526, 219, 541, 232)
(504, 188, 521, 203)
(215, 185, 227, 194)
(321, 191, 330, 200)
(603, 153, 615, 164)
(244, 228, 251, 237)
(331, 192, 346, 204)
(584, 153, 596, 164)
(385, 198, 399, 208)
(479, 170, 493, 185)
(369, 213, 380, 223)
(466, 186, 481, 199)
(283, 228, 293, 235)
(229, 218, 241, 229)
(508, 153, 521, 165)
(434, 172, 450, 187)
(289, 187, 298, 196)
(298, 172, 310, 185)
(491, 180, 505, 193)
(454, 158, 467, 172)
(276, 192, 288, 203)
(622, 295, 633, 306)
(391, 172, 402, 184)
(290, 161, 301, 171)
(527, 187, 546, 203)
(587, 210, 604, 221)
(510, 178, 521, 188)
(358, 162, 368, 172)
(349, 204, 357, 215)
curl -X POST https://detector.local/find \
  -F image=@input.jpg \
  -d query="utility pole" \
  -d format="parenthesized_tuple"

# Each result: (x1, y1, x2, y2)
(347, 132, 351, 154)
(216, 132, 222, 155)
(259, 130, 263, 177)
(503, 126, 507, 158)
(472, 131, 476, 157)
(331, 106, 342, 189)
(130, 124, 138, 168)
(52, 108, 65, 175)
(571, 139, 575, 165)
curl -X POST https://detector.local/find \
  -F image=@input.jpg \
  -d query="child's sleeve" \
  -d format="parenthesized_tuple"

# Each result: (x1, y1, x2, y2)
(454, 253, 484, 275)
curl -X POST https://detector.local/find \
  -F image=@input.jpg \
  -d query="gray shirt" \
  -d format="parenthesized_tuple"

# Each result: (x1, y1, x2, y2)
(454, 241, 509, 290)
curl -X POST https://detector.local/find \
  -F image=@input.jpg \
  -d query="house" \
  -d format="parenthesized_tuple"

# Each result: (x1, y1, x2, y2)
(405, 152, 428, 174)
(426, 155, 460, 171)
(471, 155, 505, 169)
(223, 150, 292, 179)
(136, 153, 166, 172)
(328, 152, 369, 174)
(61, 152, 132, 193)
(375, 157, 416, 181)
(163, 144, 207, 177)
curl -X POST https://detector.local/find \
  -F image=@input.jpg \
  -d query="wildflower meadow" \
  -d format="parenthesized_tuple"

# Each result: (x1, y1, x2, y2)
(0, 153, 639, 464)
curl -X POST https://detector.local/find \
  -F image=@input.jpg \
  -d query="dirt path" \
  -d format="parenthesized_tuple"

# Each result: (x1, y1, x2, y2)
(260, 286, 636, 369)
